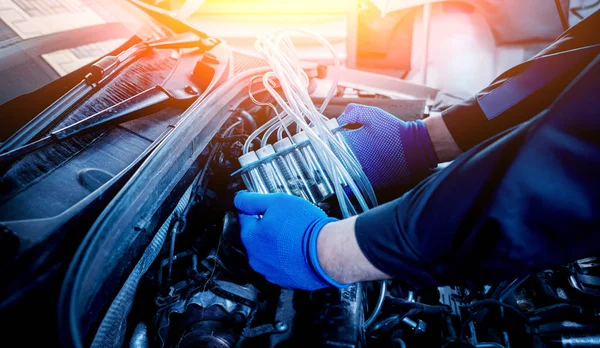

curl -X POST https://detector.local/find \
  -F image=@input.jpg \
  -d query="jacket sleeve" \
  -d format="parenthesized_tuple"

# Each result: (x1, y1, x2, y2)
(441, 10, 600, 151)
(354, 53, 600, 287)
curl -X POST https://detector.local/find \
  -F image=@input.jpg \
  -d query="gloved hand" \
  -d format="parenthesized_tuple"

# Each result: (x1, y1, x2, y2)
(338, 103, 438, 193)
(234, 191, 347, 290)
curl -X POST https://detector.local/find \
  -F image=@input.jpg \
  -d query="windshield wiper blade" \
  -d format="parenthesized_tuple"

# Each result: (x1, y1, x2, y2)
(0, 85, 199, 165)
(0, 32, 218, 153)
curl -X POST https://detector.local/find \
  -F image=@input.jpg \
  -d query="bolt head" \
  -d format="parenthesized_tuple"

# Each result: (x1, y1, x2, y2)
(275, 322, 288, 332)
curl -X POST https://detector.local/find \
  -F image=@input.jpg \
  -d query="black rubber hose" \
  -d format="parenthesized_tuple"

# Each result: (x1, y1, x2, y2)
(239, 110, 258, 132)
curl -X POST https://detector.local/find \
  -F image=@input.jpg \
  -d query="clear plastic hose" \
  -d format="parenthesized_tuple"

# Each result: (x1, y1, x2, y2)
(241, 29, 377, 218)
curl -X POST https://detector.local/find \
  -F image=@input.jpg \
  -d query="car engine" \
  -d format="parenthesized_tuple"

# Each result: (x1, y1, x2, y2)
(111, 102, 600, 348)
(2, 3, 599, 347)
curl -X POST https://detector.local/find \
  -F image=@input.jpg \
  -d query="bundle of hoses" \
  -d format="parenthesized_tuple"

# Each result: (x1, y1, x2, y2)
(236, 30, 378, 217)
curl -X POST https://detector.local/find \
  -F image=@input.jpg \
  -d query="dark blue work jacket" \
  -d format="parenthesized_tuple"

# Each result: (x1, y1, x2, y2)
(355, 12, 600, 287)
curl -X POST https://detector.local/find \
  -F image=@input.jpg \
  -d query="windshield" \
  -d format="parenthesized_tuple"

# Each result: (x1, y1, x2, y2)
(0, 0, 153, 105)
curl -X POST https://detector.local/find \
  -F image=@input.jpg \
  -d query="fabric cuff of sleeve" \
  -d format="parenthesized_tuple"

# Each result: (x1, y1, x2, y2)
(441, 101, 490, 152)
(307, 217, 351, 288)
(354, 201, 439, 287)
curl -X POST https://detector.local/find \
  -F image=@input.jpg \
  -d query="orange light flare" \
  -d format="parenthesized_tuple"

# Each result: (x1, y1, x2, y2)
(175, 0, 360, 16)
(172, 0, 362, 65)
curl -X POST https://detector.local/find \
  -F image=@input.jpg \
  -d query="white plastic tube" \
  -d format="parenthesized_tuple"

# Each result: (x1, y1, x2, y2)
(243, 29, 376, 217)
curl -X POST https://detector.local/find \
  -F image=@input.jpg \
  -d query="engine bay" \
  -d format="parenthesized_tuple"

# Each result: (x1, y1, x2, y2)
(95, 101, 600, 348)
(1, 10, 599, 346)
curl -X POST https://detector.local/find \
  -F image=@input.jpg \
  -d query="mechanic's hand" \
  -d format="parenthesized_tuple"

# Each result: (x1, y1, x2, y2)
(338, 103, 438, 193)
(234, 191, 347, 290)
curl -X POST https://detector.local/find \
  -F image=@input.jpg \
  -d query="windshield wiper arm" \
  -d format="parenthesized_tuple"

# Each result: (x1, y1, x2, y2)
(0, 32, 218, 153)
(0, 85, 199, 165)
(85, 32, 218, 86)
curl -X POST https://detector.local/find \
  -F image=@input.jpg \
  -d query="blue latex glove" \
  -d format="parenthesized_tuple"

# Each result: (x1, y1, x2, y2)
(338, 103, 438, 192)
(234, 191, 347, 290)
